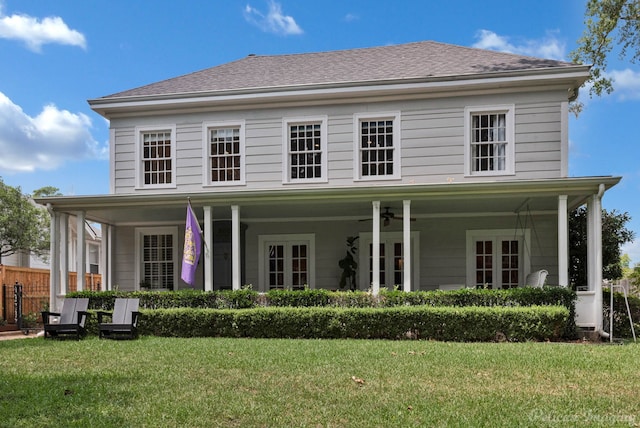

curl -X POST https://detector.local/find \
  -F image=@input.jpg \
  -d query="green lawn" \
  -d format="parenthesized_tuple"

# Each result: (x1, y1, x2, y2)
(1, 337, 638, 427)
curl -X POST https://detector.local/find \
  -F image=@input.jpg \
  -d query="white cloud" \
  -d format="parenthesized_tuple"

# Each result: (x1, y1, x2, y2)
(606, 68, 640, 100)
(244, 1, 303, 35)
(344, 13, 359, 22)
(472, 29, 566, 61)
(0, 6, 86, 52)
(0, 92, 107, 173)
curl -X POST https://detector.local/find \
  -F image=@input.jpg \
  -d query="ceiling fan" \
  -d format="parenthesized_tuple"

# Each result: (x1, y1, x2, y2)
(359, 206, 416, 227)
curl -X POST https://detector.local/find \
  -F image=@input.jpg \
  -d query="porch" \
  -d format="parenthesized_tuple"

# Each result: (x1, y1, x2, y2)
(36, 177, 619, 332)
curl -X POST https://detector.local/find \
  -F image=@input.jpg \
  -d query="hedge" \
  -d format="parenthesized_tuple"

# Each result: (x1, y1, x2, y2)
(68, 287, 576, 341)
(70, 287, 576, 311)
(83, 305, 568, 342)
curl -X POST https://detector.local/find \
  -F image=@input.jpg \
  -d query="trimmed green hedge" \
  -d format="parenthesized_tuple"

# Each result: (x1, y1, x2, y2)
(69, 289, 258, 310)
(71, 287, 576, 310)
(84, 305, 568, 342)
(72, 287, 577, 341)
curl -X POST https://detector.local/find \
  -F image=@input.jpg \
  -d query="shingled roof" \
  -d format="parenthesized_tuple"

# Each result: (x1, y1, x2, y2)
(98, 40, 580, 100)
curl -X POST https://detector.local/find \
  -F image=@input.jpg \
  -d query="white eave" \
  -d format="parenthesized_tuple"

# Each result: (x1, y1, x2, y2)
(88, 66, 590, 119)
(36, 176, 620, 225)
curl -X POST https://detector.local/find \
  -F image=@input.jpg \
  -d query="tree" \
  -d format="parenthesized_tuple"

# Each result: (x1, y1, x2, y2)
(32, 186, 61, 198)
(571, 0, 640, 99)
(569, 206, 635, 288)
(0, 178, 50, 259)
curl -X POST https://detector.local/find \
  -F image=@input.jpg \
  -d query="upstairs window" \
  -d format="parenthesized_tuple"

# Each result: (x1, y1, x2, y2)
(205, 121, 245, 185)
(354, 112, 401, 180)
(136, 126, 176, 188)
(464, 106, 514, 176)
(283, 117, 327, 183)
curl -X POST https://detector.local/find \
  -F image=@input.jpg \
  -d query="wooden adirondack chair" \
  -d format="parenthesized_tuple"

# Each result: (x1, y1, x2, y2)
(97, 298, 141, 339)
(41, 298, 90, 340)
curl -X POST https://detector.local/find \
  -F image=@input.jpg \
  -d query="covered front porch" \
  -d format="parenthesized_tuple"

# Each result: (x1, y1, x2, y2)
(37, 177, 619, 332)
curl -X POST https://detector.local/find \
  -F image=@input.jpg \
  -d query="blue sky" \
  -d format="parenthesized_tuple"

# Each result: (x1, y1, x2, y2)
(1, 0, 639, 263)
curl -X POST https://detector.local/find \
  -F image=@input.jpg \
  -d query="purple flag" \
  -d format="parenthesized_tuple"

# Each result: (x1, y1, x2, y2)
(181, 203, 202, 285)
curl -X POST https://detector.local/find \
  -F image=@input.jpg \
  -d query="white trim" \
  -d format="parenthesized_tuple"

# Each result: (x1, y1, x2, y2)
(76, 212, 86, 291)
(203, 206, 213, 292)
(257, 233, 315, 292)
(402, 200, 411, 292)
(109, 128, 116, 193)
(134, 226, 179, 291)
(282, 115, 328, 184)
(358, 230, 420, 291)
(560, 101, 569, 177)
(372, 201, 381, 295)
(465, 228, 531, 288)
(135, 125, 177, 190)
(558, 195, 569, 287)
(231, 205, 241, 290)
(353, 111, 401, 181)
(464, 104, 515, 177)
(202, 120, 246, 186)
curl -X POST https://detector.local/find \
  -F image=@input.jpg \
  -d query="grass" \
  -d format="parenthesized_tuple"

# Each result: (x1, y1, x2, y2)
(1, 337, 639, 427)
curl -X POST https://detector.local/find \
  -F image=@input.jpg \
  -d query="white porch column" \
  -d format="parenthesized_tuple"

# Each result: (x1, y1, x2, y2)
(76, 211, 86, 291)
(203, 206, 213, 292)
(48, 208, 60, 311)
(101, 224, 112, 291)
(587, 186, 604, 331)
(403, 200, 412, 292)
(231, 205, 241, 290)
(371, 201, 381, 295)
(557, 195, 569, 287)
(59, 213, 69, 295)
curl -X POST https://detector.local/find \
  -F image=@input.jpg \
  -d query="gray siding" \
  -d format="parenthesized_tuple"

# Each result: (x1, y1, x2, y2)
(109, 91, 567, 194)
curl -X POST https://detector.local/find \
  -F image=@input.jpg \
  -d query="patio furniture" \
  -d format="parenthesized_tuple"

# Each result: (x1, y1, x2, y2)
(41, 298, 90, 340)
(97, 298, 141, 340)
(524, 270, 548, 288)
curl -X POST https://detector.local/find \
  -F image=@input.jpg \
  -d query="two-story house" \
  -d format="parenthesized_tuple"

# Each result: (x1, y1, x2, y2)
(37, 41, 620, 335)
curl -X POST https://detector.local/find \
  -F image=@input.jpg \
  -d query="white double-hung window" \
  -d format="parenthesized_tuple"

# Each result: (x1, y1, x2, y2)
(136, 125, 176, 188)
(283, 116, 327, 183)
(354, 112, 401, 180)
(204, 121, 245, 185)
(464, 105, 514, 176)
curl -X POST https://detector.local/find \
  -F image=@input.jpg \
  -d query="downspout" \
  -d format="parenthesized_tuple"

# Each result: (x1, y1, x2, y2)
(595, 184, 610, 339)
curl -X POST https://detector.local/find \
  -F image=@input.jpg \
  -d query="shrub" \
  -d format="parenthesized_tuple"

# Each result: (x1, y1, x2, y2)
(90, 305, 567, 342)
(75, 287, 577, 341)
(69, 289, 259, 310)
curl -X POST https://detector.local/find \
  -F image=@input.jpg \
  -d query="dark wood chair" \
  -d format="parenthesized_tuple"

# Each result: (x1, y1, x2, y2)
(97, 298, 141, 339)
(41, 298, 90, 340)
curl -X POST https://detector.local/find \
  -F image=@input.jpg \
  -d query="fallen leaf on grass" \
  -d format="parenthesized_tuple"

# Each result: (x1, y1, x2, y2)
(351, 376, 365, 385)
(407, 405, 413, 411)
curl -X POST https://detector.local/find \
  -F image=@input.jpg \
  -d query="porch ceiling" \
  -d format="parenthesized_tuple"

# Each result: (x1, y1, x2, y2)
(35, 176, 620, 226)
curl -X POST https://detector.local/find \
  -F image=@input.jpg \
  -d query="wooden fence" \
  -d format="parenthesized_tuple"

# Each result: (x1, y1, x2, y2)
(0, 265, 101, 325)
